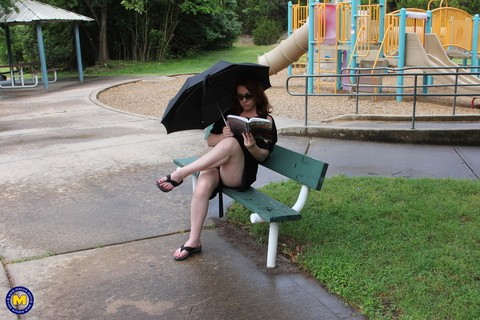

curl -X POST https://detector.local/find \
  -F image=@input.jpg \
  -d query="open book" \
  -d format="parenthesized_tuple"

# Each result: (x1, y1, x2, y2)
(227, 115, 273, 142)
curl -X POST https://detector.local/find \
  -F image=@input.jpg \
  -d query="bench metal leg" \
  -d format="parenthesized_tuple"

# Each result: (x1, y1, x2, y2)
(250, 214, 280, 268)
(292, 185, 309, 212)
(218, 191, 224, 218)
(267, 222, 280, 268)
(250, 213, 265, 223)
(191, 174, 197, 192)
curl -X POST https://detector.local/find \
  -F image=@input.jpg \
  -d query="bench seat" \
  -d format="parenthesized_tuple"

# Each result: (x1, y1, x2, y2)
(174, 156, 302, 223)
(173, 144, 328, 268)
(222, 187, 301, 222)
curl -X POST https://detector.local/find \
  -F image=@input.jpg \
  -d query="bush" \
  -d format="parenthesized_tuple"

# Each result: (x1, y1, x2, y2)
(252, 19, 281, 45)
(169, 8, 241, 59)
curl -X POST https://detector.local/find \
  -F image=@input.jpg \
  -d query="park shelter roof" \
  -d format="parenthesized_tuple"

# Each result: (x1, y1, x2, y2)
(0, 0, 94, 89)
(0, 0, 93, 25)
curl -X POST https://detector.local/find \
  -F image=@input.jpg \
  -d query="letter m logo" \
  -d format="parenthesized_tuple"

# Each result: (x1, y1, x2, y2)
(12, 293, 27, 306)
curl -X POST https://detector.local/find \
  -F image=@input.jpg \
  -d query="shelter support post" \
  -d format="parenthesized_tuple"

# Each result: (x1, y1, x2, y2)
(4, 25, 13, 65)
(74, 23, 85, 82)
(35, 22, 48, 89)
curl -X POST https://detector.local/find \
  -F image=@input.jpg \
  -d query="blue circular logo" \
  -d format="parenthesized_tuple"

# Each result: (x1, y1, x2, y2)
(5, 286, 34, 315)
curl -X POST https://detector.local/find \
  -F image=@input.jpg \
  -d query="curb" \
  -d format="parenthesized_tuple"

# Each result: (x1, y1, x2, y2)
(280, 115, 480, 146)
(280, 126, 480, 145)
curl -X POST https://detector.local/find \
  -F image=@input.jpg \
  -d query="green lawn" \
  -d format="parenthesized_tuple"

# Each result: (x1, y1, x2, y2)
(227, 176, 480, 319)
(80, 43, 276, 77)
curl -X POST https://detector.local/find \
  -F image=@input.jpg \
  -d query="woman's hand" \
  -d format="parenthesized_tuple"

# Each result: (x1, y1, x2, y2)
(207, 125, 232, 147)
(242, 132, 256, 149)
(243, 132, 270, 162)
(223, 125, 234, 138)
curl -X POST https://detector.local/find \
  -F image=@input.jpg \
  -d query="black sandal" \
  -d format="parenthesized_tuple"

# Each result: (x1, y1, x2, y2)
(174, 245, 202, 261)
(156, 174, 183, 193)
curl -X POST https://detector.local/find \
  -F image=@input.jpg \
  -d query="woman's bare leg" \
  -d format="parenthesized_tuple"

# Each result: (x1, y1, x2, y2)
(164, 137, 246, 259)
(173, 169, 219, 259)
(158, 137, 244, 190)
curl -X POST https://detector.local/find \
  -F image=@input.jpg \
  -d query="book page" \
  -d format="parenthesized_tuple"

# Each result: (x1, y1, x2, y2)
(227, 115, 273, 142)
(227, 115, 249, 135)
(249, 118, 273, 142)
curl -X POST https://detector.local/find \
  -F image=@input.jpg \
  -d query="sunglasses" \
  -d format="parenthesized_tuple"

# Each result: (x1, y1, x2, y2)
(236, 93, 254, 101)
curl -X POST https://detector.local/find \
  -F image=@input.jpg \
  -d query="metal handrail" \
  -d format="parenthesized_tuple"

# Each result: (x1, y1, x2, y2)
(286, 65, 480, 129)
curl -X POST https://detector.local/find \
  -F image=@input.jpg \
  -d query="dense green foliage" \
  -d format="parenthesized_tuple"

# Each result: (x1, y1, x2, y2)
(171, 0, 241, 58)
(0, 0, 14, 13)
(391, 0, 479, 12)
(1, 0, 244, 66)
(252, 19, 282, 45)
(1, 0, 480, 68)
(227, 176, 480, 319)
(236, 0, 289, 35)
(0, 0, 289, 67)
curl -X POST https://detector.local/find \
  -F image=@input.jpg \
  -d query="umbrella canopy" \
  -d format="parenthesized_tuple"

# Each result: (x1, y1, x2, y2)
(161, 61, 271, 134)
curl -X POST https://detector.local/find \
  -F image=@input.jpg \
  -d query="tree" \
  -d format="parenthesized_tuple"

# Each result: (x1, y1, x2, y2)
(388, 0, 480, 13)
(121, 0, 182, 62)
(451, 0, 480, 14)
(120, 0, 240, 61)
(236, 0, 288, 35)
(2, 0, 242, 66)
(0, 0, 15, 14)
(82, 0, 109, 64)
(171, 0, 240, 57)
(34, 0, 109, 64)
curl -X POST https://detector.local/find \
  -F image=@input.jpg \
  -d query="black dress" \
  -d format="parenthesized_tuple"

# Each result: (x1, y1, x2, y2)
(210, 109, 278, 190)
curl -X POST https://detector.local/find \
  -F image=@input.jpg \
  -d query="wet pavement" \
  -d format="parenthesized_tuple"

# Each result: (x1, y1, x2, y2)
(1, 77, 479, 319)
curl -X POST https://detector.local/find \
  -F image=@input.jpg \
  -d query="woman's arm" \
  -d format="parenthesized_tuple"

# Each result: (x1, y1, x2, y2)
(207, 125, 234, 147)
(242, 132, 271, 162)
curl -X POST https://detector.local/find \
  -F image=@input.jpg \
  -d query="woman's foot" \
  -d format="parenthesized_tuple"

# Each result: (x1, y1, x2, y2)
(156, 174, 183, 192)
(173, 244, 202, 261)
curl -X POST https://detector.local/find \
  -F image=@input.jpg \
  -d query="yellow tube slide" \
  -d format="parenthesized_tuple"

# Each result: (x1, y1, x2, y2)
(257, 22, 309, 75)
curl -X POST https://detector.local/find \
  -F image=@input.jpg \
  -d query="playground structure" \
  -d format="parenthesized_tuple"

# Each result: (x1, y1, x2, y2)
(257, 0, 480, 101)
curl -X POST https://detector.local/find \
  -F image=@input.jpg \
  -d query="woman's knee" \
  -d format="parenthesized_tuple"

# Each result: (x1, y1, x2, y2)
(217, 137, 241, 153)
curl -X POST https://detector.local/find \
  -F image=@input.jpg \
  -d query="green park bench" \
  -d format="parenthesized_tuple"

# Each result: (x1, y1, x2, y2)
(173, 142, 329, 268)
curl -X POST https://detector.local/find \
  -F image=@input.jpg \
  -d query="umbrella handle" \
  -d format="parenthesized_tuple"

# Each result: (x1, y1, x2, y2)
(220, 111, 227, 125)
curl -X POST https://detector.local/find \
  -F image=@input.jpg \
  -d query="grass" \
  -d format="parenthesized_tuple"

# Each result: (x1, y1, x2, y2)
(80, 43, 276, 77)
(227, 176, 480, 319)
(8, 250, 55, 264)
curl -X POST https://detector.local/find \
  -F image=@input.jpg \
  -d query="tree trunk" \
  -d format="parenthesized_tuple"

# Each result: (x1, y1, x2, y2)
(158, 2, 180, 61)
(97, 6, 109, 64)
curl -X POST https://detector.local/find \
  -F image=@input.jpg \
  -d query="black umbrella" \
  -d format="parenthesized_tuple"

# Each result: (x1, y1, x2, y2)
(161, 61, 271, 134)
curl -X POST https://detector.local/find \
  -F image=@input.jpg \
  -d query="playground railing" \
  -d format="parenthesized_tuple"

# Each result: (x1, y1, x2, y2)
(286, 65, 480, 129)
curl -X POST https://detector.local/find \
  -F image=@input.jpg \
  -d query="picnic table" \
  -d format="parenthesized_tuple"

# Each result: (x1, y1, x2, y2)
(0, 62, 39, 88)
(0, 62, 58, 89)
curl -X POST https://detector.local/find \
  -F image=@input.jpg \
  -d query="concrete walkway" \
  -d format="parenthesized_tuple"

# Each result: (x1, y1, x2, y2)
(1, 77, 479, 319)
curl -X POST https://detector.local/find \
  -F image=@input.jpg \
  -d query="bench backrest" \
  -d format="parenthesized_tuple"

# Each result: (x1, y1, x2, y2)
(204, 125, 328, 190)
(262, 145, 328, 191)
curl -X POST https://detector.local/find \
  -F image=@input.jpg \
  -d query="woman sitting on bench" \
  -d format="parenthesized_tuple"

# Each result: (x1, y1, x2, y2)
(156, 77, 278, 261)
